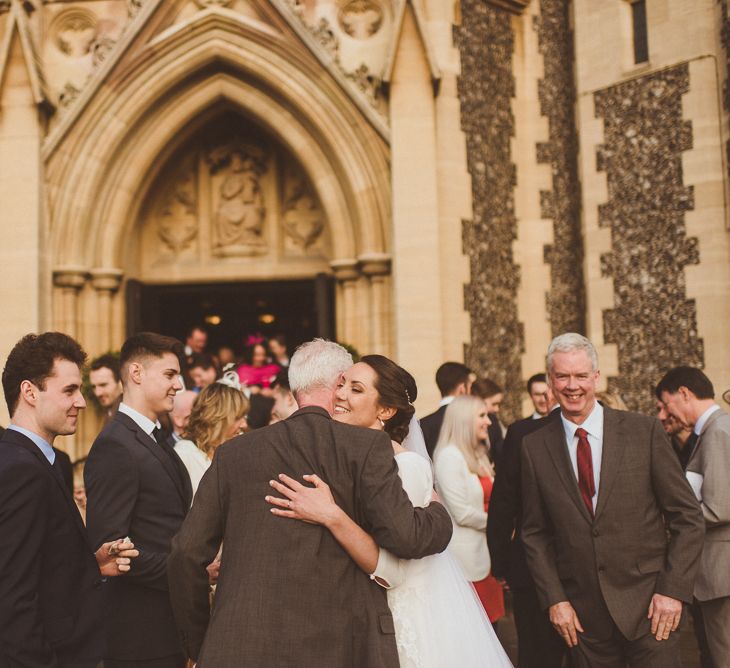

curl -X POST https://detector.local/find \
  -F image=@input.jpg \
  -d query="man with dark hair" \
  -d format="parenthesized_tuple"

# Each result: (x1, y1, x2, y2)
(0, 332, 137, 668)
(488, 373, 563, 668)
(85, 332, 192, 668)
(271, 369, 297, 422)
(188, 353, 219, 391)
(89, 352, 123, 423)
(526, 372, 554, 419)
(657, 366, 730, 666)
(420, 361, 472, 457)
(184, 325, 207, 358)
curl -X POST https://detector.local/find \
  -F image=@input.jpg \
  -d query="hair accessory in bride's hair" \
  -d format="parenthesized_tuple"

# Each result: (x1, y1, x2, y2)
(404, 387, 412, 404)
(245, 334, 265, 347)
(217, 363, 249, 396)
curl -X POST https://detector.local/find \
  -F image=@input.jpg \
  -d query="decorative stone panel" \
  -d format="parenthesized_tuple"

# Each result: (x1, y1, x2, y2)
(594, 64, 703, 412)
(535, 0, 586, 336)
(456, 1, 523, 420)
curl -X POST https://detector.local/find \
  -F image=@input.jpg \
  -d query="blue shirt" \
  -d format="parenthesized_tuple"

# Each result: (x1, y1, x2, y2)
(7, 424, 55, 465)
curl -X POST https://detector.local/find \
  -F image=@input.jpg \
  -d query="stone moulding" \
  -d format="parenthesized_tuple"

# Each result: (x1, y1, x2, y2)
(486, 0, 531, 15)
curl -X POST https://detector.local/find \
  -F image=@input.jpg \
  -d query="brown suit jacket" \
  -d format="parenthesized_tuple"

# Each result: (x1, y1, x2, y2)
(168, 406, 453, 667)
(521, 406, 704, 641)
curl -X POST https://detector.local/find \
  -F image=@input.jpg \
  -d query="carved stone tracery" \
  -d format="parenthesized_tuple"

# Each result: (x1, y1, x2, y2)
(338, 0, 383, 40)
(156, 164, 198, 257)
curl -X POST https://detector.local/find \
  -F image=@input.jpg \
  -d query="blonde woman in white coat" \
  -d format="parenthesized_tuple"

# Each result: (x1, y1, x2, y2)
(433, 395, 493, 583)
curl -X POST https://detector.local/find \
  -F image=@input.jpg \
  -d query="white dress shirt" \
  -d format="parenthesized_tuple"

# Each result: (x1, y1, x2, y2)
(694, 404, 721, 436)
(438, 395, 456, 408)
(118, 402, 161, 437)
(560, 401, 604, 511)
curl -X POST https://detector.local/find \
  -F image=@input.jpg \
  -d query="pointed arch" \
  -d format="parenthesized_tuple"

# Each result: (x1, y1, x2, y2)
(46, 9, 390, 271)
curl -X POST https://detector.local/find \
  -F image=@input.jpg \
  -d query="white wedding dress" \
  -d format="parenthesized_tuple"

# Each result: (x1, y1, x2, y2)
(374, 451, 513, 668)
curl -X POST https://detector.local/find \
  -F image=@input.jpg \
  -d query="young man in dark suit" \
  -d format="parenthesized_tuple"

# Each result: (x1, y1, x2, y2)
(488, 384, 563, 668)
(521, 333, 704, 667)
(168, 339, 453, 667)
(420, 361, 472, 457)
(0, 332, 136, 668)
(85, 332, 193, 668)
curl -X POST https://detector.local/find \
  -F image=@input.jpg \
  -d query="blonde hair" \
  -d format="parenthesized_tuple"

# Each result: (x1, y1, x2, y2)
(596, 390, 628, 411)
(434, 395, 493, 476)
(183, 383, 249, 457)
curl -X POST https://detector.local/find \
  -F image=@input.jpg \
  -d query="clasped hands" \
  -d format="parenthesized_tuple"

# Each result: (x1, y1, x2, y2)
(95, 538, 139, 577)
(549, 593, 681, 647)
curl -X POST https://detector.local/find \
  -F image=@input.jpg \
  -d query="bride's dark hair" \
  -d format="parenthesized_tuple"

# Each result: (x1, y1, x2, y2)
(361, 354, 417, 444)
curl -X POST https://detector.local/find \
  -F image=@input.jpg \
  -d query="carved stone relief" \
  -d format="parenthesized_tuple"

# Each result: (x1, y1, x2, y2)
(52, 9, 97, 58)
(282, 169, 324, 252)
(156, 164, 198, 257)
(338, 0, 383, 39)
(139, 120, 330, 279)
(194, 0, 234, 7)
(208, 144, 268, 257)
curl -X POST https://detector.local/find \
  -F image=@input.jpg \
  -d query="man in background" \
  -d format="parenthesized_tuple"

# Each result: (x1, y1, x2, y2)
(526, 372, 552, 419)
(420, 362, 472, 457)
(89, 353, 123, 424)
(189, 353, 219, 392)
(271, 370, 297, 422)
(657, 366, 730, 667)
(170, 390, 197, 443)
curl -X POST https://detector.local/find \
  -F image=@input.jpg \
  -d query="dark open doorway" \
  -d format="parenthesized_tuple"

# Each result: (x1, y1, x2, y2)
(126, 276, 334, 355)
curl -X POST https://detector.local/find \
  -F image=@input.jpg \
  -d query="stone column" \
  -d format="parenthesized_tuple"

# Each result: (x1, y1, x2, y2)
(52, 267, 88, 460)
(359, 253, 391, 356)
(90, 268, 123, 353)
(52, 267, 88, 338)
(330, 259, 360, 348)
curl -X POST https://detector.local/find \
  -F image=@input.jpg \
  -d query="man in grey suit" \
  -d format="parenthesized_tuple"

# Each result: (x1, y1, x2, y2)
(521, 333, 704, 667)
(168, 339, 453, 667)
(657, 366, 730, 667)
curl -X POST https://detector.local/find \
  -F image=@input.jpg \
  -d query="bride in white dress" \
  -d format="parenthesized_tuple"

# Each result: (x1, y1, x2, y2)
(266, 355, 512, 667)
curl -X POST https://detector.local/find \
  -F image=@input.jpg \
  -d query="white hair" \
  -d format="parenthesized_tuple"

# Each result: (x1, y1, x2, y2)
(546, 333, 599, 372)
(288, 339, 353, 397)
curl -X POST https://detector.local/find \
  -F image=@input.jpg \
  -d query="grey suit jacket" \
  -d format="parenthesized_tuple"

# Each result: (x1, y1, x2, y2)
(168, 406, 453, 667)
(687, 407, 730, 601)
(521, 407, 704, 641)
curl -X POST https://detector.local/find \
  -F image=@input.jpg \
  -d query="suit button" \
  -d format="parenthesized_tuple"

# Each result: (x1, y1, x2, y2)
(598, 565, 605, 573)
(593, 528, 599, 537)
(94, 579, 103, 589)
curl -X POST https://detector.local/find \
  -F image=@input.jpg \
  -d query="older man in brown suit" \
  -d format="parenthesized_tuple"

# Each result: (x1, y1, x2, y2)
(521, 333, 704, 667)
(168, 340, 453, 667)
(657, 366, 730, 668)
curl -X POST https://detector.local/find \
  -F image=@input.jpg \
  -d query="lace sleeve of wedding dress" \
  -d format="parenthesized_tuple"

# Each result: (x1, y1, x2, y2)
(370, 453, 433, 590)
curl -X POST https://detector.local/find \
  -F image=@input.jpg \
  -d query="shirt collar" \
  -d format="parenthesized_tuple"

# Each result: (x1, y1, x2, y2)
(118, 402, 161, 436)
(7, 424, 55, 465)
(531, 411, 543, 420)
(560, 400, 604, 442)
(695, 404, 721, 436)
(439, 396, 455, 408)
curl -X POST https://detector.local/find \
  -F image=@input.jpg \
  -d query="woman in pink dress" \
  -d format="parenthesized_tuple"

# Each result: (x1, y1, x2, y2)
(236, 336, 280, 390)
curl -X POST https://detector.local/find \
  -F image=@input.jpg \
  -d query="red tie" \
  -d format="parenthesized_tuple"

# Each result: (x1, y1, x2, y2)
(576, 427, 595, 517)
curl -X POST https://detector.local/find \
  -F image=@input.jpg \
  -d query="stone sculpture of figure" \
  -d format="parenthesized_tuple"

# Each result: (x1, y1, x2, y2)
(213, 148, 267, 255)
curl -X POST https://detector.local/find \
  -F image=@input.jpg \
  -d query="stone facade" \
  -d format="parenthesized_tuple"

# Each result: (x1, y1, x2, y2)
(1, 0, 730, 449)
(595, 65, 703, 412)
(456, 1, 524, 419)
(535, 0, 585, 337)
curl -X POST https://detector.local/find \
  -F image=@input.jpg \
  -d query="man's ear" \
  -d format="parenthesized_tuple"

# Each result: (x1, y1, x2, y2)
(455, 382, 467, 397)
(19, 380, 38, 407)
(127, 362, 144, 386)
(678, 386, 693, 402)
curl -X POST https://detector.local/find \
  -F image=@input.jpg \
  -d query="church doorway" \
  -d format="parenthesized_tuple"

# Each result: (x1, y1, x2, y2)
(127, 275, 334, 356)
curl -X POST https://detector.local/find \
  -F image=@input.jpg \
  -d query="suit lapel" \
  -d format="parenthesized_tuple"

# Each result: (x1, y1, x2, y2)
(4, 430, 91, 547)
(115, 413, 189, 509)
(543, 417, 593, 524)
(593, 407, 627, 522)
